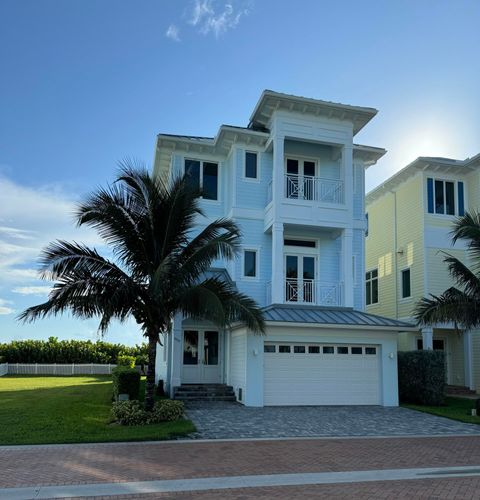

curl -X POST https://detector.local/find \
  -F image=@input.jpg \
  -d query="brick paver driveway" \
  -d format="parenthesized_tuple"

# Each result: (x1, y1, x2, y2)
(2, 436, 480, 498)
(185, 402, 480, 439)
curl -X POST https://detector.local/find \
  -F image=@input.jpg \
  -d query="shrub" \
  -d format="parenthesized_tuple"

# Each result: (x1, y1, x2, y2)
(0, 337, 148, 364)
(117, 354, 136, 368)
(112, 367, 141, 401)
(398, 350, 446, 405)
(111, 401, 145, 425)
(152, 400, 184, 422)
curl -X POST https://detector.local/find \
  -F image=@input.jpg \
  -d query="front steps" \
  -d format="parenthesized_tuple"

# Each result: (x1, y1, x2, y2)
(173, 384, 236, 402)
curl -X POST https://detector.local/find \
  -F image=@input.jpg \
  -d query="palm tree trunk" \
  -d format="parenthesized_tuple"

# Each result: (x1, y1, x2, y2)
(145, 335, 157, 412)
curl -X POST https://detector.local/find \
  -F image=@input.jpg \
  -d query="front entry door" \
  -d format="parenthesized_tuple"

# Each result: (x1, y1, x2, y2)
(182, 330, 221, 383)
(285, 255, 316, 303)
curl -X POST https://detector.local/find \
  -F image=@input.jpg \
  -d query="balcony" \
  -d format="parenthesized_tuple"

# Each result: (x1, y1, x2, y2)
(266, 280, 343, 306)
(285, 174, 344, 204)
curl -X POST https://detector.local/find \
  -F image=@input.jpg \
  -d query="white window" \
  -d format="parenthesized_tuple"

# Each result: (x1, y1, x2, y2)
(243, 249, 257, 278)
(366, 269, 378, 305)
(184, 159, 218, 200)
(245, 152, 258, 179)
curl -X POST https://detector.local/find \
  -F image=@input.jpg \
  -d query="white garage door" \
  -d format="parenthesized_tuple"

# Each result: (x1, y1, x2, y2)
(264, 342, 381, 406)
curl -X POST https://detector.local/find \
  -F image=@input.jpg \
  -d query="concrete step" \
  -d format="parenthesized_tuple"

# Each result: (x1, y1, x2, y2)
(173, 384, 236, 402)
(174, 395, 237, 402)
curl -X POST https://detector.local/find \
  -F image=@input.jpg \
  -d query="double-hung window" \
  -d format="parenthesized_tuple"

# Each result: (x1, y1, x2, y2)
(427, 178, 464, 216)
(366, 269, 378, 305)
(185, 159, 218, 200)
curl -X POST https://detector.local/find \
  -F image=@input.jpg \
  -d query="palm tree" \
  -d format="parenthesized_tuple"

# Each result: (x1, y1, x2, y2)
(414, 211, 480, 329)
(19, 163, 265, 410)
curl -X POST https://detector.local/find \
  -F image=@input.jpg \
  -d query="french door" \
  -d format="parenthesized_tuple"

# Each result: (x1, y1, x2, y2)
(182, 330, 221, 383)
(286, 158, 316, 200)
(285, 255, 316, 303)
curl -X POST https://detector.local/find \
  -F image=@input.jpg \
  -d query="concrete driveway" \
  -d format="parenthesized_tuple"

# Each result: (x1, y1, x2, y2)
(185, 402, 480, 439)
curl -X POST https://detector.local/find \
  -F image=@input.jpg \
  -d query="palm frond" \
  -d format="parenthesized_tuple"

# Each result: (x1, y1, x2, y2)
(452, 211, 480, 270)
(413, 287, 480, 329)
(180, 278, 265, 334)
(441, 252, 480, 297)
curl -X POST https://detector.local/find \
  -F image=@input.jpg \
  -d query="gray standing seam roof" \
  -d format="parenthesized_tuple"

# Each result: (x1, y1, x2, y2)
(262, 304, 414, 329)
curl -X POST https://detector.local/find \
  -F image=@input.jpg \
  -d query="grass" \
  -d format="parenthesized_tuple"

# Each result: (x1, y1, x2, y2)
(403, 396, 480, 425)
(0, 375, 195, 445)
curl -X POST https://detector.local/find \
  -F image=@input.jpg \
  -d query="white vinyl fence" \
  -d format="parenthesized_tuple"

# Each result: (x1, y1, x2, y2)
(3, 363, 118, 375)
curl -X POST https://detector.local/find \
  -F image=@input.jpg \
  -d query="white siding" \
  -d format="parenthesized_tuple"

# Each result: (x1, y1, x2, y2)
(229, 331, 246, 403)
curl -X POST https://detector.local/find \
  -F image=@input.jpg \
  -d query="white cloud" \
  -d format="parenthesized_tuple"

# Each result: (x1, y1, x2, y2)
(0, 298, 14, 315)
(0, 174, 103, 292)
(166, 24, 181, 41)
(187, 0, 250, 38)
(12, 286, 52, 296)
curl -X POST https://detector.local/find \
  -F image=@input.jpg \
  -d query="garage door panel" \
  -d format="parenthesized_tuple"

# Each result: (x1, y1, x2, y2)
(264, 343, 380, 406)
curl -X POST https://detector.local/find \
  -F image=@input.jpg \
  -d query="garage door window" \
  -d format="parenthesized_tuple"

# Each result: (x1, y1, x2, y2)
(264, 345, 275, 353)
(351, 347, 363, 354)
(365, 347, 377, 355)
(337, 346, 349, 354)
(308, 346, 320, 354)
(279, 345, 291, 353)
(323, 346, 334, 354)
(294, 345, 306, 353)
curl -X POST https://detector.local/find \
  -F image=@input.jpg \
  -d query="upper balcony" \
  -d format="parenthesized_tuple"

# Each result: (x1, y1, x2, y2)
(268, 174, 344, 205)
(266, 279, 343, 307)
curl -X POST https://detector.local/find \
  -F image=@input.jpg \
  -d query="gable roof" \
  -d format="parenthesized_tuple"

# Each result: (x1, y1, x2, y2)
(262, 304, 415, 331)
(366, 154, 480, 205)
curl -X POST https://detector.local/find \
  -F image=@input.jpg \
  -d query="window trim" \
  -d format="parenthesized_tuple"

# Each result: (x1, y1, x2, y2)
(183, 157, 221, 203)
(243, 151, 260, 181)
(365, 268, 379, 306)
(426, 176, 465, 217)
(241, 247, 260, 281)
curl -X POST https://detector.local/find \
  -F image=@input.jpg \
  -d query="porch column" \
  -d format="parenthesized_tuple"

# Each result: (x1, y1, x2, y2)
(422, 327, 433, 350)
(272, 135, 285, 207)
(464, 330, 474, 390)
(271, 222, 284, 304)
(342, 228, 354, 307)
(342, 144, 353, 210)
(169, 312, 183, 393)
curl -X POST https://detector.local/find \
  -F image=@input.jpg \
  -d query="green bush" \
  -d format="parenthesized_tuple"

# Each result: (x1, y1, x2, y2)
(111, 399, 185, 426)
(112, 367, 141, 401)
(0, 337, 148, 364)
(117, 354, 136, 368)
(398, 350, 446, 405)
(152, 400, 184, 422)
(111, 401, 146, 425)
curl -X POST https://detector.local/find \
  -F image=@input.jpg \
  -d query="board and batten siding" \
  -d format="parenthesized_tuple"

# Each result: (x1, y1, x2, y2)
(229, 331, 246, 403)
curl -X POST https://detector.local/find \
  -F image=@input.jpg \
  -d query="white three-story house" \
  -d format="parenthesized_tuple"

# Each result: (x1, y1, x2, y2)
(154, 90, 413, 407)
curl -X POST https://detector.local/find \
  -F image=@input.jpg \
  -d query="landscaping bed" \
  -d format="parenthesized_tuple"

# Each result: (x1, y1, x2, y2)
(403, 397, 480, 425)
(0, 375, 195, 445)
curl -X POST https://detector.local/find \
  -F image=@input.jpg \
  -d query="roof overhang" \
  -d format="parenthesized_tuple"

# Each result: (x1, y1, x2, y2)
(154, 125, 269, 180)
(353, 144, 387, 168)
(249, 90, 378, 136)
(367, 155, 478, 206)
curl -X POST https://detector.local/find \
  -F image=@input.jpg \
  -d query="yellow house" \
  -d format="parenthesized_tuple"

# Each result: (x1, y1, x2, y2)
(366, 154, 480, 393)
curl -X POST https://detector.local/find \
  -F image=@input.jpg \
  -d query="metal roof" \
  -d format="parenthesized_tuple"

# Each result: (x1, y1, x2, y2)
(262, 304, 414, 329)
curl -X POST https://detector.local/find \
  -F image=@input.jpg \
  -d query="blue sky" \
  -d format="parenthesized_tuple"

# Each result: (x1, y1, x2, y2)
(1, 0, 479, 345)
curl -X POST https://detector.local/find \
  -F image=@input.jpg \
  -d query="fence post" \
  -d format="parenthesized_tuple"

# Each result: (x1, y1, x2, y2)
(91, 363, 93, 375)
(54, 363, 56, 375)
(35, 363, 38, 375)
(108, 363, 111, 374)
(72, 363, 74, 375)
(16, 363, 19, 375)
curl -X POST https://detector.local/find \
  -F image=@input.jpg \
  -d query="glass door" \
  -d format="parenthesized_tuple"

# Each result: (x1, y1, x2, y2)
(286, 159, 316, 200)
(285, 255, 316, 303)
(182, 330, 221, 383)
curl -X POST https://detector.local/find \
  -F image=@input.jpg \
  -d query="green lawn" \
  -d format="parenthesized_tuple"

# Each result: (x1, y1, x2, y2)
(0, 375, 195, 445)
(403, 397, 480, 425)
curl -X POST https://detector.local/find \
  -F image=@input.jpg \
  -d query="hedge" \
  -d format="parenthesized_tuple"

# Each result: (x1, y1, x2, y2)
(0, 337, 148, 364)
(112, 366, 141, 401)
(398, 350, 446, 405)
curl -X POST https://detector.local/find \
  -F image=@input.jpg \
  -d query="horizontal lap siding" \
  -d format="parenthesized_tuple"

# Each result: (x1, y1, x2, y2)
(472, 330, 480, 392)
(229, 331, 246, 402)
